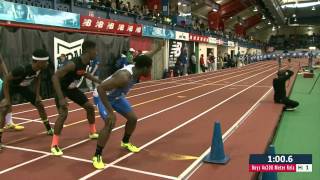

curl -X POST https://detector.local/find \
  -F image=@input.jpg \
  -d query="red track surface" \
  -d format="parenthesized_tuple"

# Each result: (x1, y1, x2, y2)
(0, 60, 299, 180)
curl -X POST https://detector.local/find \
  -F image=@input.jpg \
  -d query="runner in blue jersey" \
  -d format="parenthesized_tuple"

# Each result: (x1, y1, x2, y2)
(92, 42, 163, 169)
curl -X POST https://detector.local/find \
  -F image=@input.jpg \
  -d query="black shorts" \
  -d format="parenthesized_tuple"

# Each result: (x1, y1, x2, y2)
(0, 84, 37, 105)
(55, 88, 88, 108)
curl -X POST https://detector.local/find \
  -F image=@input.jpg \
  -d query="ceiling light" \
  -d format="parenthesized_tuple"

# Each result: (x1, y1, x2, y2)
(178, 2, 182, 5)
(253, 7, 258, 12)
(262, 15, 266, 19)
(182, 3, 187, 7)
(292, 13, 296, 17)
(282, 1, 320, 8)
(268, 21, 271, 25)
(312, 6, 316, 10)
(294, 18, 297, 22)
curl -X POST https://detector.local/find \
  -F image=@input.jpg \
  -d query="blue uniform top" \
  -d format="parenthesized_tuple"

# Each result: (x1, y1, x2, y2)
(104, 64, 137, 101)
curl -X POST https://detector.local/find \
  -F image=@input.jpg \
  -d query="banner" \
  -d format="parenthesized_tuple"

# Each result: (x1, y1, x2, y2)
(80, 16, 142, 36)
(54, 37, 84, 71)
(208, 37, 217, 44)
(189, 34, 209, 43)
(169, 40, 191, 68)
(142, 25, 175, 39)
(0, 0, 80, 29)
(175, 31, 189, 41)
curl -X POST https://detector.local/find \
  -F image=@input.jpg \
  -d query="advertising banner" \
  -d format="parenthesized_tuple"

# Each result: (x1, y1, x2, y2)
(0, 0, 80, 29)
(142, 25, 175, 39)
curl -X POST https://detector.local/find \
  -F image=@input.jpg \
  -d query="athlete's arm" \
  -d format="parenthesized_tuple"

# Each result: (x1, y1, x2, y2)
(52, 62, 75, 103)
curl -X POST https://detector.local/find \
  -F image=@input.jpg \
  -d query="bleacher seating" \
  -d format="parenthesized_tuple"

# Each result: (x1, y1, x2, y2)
(269, 34, 320, 50)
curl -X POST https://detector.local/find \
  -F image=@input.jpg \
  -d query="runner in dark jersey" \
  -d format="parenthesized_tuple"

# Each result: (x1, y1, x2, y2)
(0, 49, 52, 150)
(50, 40, 101, 156)
(0, 53, 24, 131)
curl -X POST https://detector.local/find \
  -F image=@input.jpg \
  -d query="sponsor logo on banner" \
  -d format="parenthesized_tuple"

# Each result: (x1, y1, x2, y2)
(189, 34, 208, 43)
(116, 22, 128, 34)
(54, 37, 84, 71)
(142, 25, 175, 39)
(175, 31, 189, 41)
(54, 37, 87, 87)
(169, 40, 186, 68)
(209, 37, 217, 44)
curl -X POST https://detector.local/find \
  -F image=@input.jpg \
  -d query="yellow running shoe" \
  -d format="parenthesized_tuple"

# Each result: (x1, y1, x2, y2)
(5, 123, 24, 131)
(92, 155, 105, 169)
(51, 145, 63, 156)
(89, 133, 99, 139)
(121, 142, 140, 153)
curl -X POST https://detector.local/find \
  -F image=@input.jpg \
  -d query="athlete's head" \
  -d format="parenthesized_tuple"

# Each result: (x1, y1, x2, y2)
(32, 49, 49, 70)
(134, 55, 152, 77)
(82, 40, 97, 61)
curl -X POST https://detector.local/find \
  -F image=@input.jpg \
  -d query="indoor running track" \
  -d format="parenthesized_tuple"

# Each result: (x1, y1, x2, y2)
(0, 60, 294, 180)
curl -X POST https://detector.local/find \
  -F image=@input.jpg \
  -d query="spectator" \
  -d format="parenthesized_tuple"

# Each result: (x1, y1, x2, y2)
(57, 54, 68, 69)
(115, 50, 128, 70)
(86, 56, 100, 91)
(174, 58, 183, 76)
(190, 52, 197, 74)
(208, 53, 215, 71)
(200, 54, 205, 72)
(127, 48, 135, 64)
(179, 48, 188, 75)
